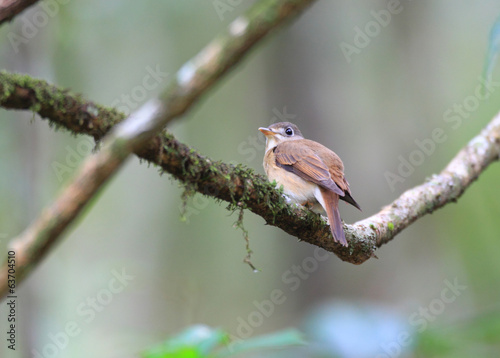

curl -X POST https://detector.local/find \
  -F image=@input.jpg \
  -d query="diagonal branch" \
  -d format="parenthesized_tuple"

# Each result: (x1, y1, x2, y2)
(0, 0, 319, 299)
(0, 0, 41, 25)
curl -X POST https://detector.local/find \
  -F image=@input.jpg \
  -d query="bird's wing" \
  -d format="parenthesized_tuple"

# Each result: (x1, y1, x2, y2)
(339, 177, 361, 210)
(315, 145, 362, 211)
(274, 141, 344, 196)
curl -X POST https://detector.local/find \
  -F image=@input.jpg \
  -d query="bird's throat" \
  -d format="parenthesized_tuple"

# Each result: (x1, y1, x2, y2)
(264, 136, 279, 154)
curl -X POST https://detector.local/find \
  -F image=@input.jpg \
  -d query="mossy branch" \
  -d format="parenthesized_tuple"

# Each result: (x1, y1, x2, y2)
(3, 68, 500, 271)
(0, 69, 377, 264)
(0, 0, 320, 299)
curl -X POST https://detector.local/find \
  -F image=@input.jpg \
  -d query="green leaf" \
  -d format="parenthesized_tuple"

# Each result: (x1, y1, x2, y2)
(143, 326, 306, 358)
(216, 329, 306, 357)
(483, 16, 500, 82)
(143, 325, 228, 358)
(144, 347, 202, 358)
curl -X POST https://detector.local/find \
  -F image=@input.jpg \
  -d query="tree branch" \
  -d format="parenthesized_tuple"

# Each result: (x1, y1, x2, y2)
(1, 0, 499, 301)
(0, 0, 319, 299)
(355, 113, 500, 247)
(2, 69, 500, 270)
(0, 0, 40, 25)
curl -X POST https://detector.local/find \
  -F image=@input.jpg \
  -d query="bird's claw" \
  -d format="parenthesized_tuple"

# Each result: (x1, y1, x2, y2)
(281, 193, 293, 204)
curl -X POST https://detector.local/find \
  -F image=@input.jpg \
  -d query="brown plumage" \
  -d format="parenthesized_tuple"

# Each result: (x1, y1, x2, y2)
(259, 122, 360, 246)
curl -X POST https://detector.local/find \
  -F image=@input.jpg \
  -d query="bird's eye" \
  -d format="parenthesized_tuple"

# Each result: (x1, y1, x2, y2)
(285, 127, 293, 136)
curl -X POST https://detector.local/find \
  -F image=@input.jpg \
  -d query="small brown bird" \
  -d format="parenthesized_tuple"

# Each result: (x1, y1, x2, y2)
(259, 122, 360, 246)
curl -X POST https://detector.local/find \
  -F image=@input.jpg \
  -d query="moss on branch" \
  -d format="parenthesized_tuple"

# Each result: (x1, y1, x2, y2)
(0, 71, 123, 139)
(2, 71, 500, 265)
(2, 0, 499, 268)
(0, 71, 375, 263)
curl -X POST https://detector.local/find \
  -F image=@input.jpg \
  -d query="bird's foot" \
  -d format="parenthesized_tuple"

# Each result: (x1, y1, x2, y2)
(281, 193, 293, 204)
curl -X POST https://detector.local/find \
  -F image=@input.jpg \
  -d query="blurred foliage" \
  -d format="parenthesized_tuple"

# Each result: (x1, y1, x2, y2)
(142, 325, 305, 358)
(415, 312, 500, 357)
(484, 15, 500, 82)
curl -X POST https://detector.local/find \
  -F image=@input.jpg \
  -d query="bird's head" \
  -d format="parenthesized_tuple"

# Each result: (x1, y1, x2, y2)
(259, 122, 304, 151)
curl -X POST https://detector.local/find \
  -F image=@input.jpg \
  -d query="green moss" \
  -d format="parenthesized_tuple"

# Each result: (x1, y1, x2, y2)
(0, 73, 15, 101)
(178, 182, 197, 222)
(0, 72, 127, 139)
(234, 207, 258, 272)
(30, 102, 42, 113)
(388, 222, 394, 231)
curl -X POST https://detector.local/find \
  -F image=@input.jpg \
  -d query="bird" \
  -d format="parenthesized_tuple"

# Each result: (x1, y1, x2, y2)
(259, 122, 360, 246)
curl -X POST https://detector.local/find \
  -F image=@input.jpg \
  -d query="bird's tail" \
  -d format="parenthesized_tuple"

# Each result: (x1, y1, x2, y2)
(319, 188, 347, 246)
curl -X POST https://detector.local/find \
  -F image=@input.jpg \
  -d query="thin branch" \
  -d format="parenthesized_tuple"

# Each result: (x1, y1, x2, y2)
(0, 0, 40, 25)
(354, 112, 500, 247)
(0, 0, 319, 299)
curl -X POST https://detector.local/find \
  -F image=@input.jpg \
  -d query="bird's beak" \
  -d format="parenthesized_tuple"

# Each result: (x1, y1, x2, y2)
(258, 127, 276, 136)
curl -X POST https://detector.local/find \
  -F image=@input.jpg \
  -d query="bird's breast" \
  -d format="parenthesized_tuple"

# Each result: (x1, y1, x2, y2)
(263, 150, 318, 204)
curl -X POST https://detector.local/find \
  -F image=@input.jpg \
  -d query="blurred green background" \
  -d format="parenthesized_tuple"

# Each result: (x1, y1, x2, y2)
(1, 1, 500, 357)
